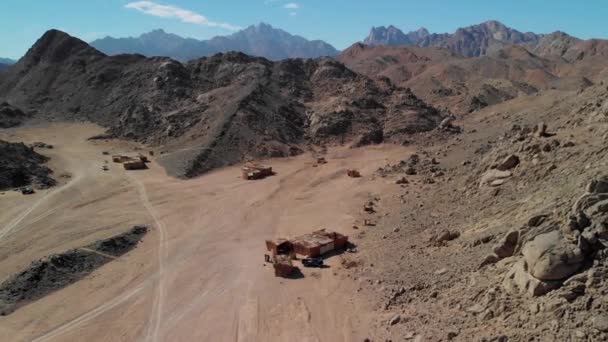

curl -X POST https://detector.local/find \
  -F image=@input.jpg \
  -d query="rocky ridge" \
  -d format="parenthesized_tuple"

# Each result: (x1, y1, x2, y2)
(0, 29, 446, 178)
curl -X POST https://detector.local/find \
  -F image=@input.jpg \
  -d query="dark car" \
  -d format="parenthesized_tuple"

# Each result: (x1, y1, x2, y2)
(302, 257, 324, 268)
(21, 187, 35, 195)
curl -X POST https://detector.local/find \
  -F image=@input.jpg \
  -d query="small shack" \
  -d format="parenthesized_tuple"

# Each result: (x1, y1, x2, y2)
(123, 160, 147, 170)
(242, 163, 273, 180)
(265, 238, 297, 277)
(291, 229, 349, 257)
(272, 254, 297, 277)
(265, 238, 294, 256)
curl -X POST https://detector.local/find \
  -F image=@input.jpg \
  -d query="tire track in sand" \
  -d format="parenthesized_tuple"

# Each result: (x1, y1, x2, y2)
(0, 173, 84, 241)
(30, 174, 167, 342)
(129, 175, 168, 342)
(30, 282, 150, 342)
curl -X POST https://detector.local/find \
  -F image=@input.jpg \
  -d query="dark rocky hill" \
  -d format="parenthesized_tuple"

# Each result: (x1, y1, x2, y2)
(0, 140, 55, 190)
(0, 30, 444, 178)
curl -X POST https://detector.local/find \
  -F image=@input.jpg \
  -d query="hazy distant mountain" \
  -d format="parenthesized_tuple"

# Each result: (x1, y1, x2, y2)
(0, 58, 16, 71)
(90, 29, 210, 61)
(91, 23, 338, 61)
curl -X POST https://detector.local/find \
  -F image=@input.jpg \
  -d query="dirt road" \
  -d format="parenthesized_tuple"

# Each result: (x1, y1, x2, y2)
(0, 123, 411, 341)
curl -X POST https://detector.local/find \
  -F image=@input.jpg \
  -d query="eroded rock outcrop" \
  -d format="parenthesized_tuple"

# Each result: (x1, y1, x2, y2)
(502, 176, 608, 296)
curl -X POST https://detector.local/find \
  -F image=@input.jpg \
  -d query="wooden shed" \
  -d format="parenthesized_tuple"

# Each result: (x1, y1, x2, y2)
(291, 229, 349, 257)
(265, 239, 294, 256)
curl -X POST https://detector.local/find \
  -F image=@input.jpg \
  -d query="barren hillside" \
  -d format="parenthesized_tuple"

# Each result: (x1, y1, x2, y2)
(0, 30, 444, 178)
(338, 42, 604, 115)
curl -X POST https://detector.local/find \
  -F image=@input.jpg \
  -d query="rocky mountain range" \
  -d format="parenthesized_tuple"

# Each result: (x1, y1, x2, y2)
(343, 22, 608, 115)
(363, 20, 608, 60)
(91, 23, 338, 62)
(0, 29, 443, 178)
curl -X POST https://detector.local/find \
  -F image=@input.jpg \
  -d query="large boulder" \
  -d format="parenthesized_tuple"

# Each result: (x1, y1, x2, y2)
(586, 176, 608, 194)
(522, 230, 584, 281)
(503, 259, 561, 296)
(496, 154, 520, 171)
(479, 169, 512, 187)
(493, 230, 519, 258)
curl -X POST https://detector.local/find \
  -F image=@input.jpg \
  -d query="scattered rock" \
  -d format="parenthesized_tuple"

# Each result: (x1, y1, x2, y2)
(429, 229, 460, 246)
(480, 254, 500, 267)
(389, 314, 401, 325)
(435, 268, 448, 275)
(529, 303, 540, 314)
(480, 169, 512, 187)
(496, 154, 520, 171)
(405, 167, 417, 175)
(503, 259, 561, 296)
(466, 303, 486, 314)
(396, 177, 409, 184)
(493, 230, 519, 258)
(593, 315, 608, 332)
(528, 214, 548, 227)
(586, 176, 608, 194)
(536, 122, 549, 137)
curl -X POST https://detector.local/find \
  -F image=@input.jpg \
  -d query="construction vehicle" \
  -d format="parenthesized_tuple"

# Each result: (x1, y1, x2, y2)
(242, 163, 273, 180)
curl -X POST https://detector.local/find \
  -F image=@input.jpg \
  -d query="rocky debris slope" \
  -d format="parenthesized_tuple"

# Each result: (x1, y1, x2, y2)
(0, 30, 445, 178)
(0, 140, 55, 190)
(0, 102, 29, 128)
(0, 225, 147, 315)
(340, 82, 608, 341)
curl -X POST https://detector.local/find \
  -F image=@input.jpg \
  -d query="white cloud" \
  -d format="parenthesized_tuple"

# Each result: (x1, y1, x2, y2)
(125, 1, 240, 31)
(284, 3, 299, 9)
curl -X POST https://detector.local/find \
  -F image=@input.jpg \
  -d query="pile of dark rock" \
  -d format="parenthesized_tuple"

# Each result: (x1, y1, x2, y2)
(0, 140, 55, 190)
(376, 153, 445, 182)
(0, 225, 147, 316)
(0, 102, 29, 128)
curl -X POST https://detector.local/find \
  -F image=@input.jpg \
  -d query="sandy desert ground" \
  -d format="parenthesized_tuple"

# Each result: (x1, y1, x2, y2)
(0, 123, 413, 342)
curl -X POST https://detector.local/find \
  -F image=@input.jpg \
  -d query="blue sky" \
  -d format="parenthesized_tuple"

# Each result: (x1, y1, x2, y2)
(1, 0, 607, 59)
